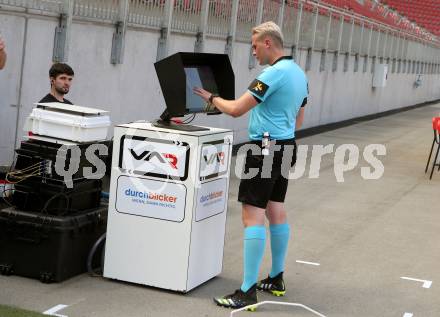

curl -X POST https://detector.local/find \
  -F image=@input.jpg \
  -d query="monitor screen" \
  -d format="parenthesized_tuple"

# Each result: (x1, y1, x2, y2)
(154, 52, 234, 120)
(184, 66, 219, 113)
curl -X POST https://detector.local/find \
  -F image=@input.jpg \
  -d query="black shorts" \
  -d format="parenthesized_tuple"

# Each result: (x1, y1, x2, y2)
(238, 139, 297, 209)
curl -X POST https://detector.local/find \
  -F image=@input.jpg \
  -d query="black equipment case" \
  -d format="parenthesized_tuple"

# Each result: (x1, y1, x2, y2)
(14, 139, 111, 181)
(0, 205, 107, 283)
(12, 178, 102, 214)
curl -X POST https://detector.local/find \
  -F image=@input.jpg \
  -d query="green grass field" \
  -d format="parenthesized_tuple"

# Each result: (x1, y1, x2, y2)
(0, 305, 47, 317)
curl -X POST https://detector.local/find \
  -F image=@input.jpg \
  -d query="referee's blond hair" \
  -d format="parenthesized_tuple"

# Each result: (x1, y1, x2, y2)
(252, 21, 284, 48)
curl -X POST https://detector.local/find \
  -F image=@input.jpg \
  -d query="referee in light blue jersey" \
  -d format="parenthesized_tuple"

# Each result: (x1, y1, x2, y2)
(194, 21, 308, 310)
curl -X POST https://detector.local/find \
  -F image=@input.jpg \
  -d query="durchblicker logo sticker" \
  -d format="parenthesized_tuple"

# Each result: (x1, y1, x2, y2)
(199, 140, 230, 181)
(119, 135, 190, 181)
(195, 177, 227, 222)
(116, 175, 187, 222)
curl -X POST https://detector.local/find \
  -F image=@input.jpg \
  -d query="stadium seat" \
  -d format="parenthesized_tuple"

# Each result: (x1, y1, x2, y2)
(319, 0, 440, 38)
(383, 0, 440, 36)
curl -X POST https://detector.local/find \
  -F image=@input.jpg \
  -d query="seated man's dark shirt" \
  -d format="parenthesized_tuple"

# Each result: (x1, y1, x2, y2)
(39, 93, 73, 105)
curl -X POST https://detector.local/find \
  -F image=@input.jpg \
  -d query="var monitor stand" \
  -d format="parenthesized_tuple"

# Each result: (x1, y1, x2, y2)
(152, 109, 211, 132)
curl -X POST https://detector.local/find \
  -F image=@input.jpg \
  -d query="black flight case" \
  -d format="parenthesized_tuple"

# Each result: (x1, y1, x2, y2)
(0, 205, 107, 283)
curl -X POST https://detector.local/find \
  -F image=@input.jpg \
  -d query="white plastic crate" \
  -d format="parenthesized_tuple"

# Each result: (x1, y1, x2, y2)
(23, 103, 111, 142)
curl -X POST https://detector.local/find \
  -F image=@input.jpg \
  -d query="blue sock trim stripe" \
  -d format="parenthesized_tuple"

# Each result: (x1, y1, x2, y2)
(244, 225, 266, 240)
(269, 223, 290, 235)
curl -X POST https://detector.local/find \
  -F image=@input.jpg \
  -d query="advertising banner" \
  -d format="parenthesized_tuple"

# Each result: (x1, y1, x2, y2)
(199, 141, 230, 181)
(116, 175, 187, 222)
(119, 136, 190, 181)
(195, 177, 227, 222)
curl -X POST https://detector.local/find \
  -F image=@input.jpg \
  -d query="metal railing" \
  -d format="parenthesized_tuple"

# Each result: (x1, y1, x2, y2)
(235, 0, 259, 41)
(128, 0, 165, 28)
(206, 0, 233, 38)
(1, 0, 62, 12)
(171, 0, 201, 34)
(1, 0, 439, 67)
(73, 0, 119, 21)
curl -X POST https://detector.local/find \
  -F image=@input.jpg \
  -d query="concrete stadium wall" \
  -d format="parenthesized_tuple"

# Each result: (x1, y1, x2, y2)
(1, 11, 440, 165)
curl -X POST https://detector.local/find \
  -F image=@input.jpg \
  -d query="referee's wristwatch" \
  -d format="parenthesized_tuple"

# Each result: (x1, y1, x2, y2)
(209, 93, 219, 104)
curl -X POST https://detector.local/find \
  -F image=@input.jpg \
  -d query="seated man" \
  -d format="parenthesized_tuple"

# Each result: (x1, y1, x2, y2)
(0, 35, 6, 70)
(40, 63, 75, 104)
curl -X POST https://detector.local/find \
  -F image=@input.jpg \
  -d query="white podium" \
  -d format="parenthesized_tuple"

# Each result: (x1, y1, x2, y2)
(104, 122, 233, 292)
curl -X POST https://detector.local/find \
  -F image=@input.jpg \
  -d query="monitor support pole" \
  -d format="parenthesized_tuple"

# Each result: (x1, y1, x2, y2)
(152, 110, 210, 132)
(159, 109, 171, 122)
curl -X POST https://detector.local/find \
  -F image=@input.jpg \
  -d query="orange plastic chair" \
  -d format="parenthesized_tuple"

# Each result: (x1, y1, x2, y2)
(425, 117, 440, 179)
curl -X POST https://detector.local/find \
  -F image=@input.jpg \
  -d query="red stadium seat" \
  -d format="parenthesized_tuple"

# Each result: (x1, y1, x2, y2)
(382, 0, 440, 36)
(321, 0, 439, 37)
